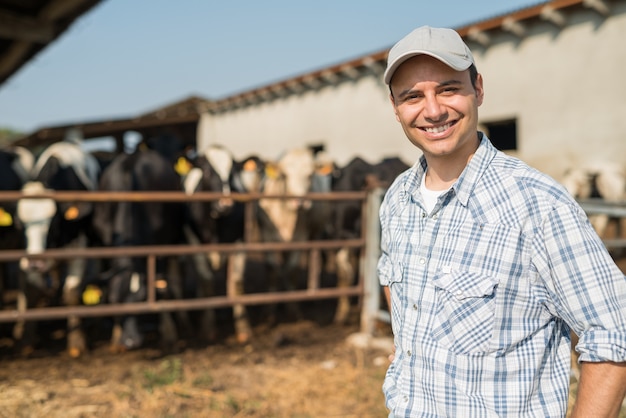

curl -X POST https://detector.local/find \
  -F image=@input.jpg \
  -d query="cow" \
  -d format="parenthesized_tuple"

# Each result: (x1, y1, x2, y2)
(329, 156, 410, 324)
(14, 140, 100, 357)
(92, 147, 191, 353)
(0, 147, 33, 313)
(254, 147, 319, 326)
(561, 162, 626, 241)
(183, 144, 265, 343)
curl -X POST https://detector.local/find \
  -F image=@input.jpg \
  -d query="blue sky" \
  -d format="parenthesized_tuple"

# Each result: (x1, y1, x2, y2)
(0, 0, 541, 133)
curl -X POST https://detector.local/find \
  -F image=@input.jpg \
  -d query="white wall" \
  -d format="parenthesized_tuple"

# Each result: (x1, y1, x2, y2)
(478, 3, 626, 180)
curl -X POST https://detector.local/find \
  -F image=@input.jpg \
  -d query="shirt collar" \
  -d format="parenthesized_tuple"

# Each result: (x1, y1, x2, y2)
(400, 132, 498, 207)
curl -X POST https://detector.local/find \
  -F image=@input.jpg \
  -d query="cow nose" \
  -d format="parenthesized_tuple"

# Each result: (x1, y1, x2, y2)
(287, 198, 311, 211)
(211, 197, 235, 218)
(218, 197, 234, 210)
(19, 257, 49, 273)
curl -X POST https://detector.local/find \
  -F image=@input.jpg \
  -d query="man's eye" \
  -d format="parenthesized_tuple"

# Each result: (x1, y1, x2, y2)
(403, 94, 422, 102)
(440, 87, 459, 94)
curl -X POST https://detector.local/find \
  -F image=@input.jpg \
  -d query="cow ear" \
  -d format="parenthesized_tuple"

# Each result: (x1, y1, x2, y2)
(0, 207, 13, 227)
(82, 285, 103, 305)
(65, 205, 80, 220)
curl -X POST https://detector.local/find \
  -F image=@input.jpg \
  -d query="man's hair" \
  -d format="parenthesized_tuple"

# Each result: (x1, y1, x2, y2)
(389, 63, 479, 100)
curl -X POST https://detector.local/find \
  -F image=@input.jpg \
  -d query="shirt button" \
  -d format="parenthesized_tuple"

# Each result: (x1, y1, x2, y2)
(412, 304, 417, 310)
(422, 212, 426, 218)
(419, 258, 425, 265)
(456, 290, 463, 297)
(407, 350, 411, 356)
(432, 214, 438, 220)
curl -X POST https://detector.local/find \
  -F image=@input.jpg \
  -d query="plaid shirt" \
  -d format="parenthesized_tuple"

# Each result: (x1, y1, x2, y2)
(378, 134, 626, 417)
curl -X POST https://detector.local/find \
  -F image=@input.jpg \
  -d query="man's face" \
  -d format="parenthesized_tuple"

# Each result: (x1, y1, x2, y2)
(389, 55, 483, 162)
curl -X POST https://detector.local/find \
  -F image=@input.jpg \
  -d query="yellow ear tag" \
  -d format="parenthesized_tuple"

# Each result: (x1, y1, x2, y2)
(175, 157, 192, 176)
(243, 159, 257, 171)
(316, 163, 333, 176)
(65, 206, 80, 220)
(0, 208, 13, 227)
(82, 285, 102, 305)
(265, 164, 279, 179)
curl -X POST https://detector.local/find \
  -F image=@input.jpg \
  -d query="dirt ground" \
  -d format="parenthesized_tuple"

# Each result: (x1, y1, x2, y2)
(0, 302, 394, 418)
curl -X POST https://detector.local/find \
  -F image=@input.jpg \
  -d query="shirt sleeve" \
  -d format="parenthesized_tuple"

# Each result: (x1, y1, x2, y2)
(537, 202, 626, 362)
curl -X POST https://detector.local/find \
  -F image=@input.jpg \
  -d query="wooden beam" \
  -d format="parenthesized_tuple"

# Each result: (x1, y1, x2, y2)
(582, 0, 610, 15)
(0, 10, 55, 43)
(540, 5, 567, 27)
(39, 0, 95, 20)
(0, 41, 31, 82)
(467, 27, 490, 46)
(502, 17, 526, 37)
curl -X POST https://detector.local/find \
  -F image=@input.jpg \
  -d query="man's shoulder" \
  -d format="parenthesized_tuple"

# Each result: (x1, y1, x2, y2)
(485, 152, 576, 209)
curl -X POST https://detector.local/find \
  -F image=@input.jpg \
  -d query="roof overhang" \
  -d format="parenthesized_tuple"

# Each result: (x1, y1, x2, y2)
(0, 0, 104, 86)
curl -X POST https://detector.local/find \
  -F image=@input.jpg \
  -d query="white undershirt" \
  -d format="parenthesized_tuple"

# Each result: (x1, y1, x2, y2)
(420, 172, 449, 214)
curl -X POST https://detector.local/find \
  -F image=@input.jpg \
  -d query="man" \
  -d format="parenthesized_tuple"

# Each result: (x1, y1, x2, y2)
(378, 26, 626, 417)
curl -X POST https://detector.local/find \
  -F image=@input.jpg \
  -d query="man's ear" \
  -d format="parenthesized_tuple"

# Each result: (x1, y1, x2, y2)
(475, 73, 485, 106)
(389, 93, 400, 122)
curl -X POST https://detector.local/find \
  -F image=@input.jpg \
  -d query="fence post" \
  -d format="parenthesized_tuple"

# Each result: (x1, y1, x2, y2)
(360, 187, 384, 336)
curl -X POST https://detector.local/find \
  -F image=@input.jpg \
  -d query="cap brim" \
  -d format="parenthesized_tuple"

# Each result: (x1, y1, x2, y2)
(384, 51, 472, 84)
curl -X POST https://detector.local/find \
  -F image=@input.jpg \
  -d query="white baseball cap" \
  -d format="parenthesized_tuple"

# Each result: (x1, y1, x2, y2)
(384, 26, 475, 85)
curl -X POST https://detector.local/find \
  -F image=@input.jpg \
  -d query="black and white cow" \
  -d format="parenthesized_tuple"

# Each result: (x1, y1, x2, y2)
(14, 140, 100, 357)
(329, 156, 410, 324)
(0, 147, 33, 312)
(183, 144, 265, 343)
(92, 147, 190, 353)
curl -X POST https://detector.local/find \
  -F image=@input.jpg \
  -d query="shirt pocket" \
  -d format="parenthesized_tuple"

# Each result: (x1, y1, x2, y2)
(430, 270, 499, 355)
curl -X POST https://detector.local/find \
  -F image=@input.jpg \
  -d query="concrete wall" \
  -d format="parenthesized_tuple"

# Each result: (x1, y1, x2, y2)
(477, 2, 626, 180)
(198, 2, 626, 182)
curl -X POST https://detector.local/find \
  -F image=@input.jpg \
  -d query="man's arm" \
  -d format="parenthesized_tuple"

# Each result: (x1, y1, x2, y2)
(571, 361, 626, 417)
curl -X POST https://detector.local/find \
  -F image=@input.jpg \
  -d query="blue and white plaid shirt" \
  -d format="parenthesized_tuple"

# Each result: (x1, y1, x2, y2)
(378, 134, 626, 417)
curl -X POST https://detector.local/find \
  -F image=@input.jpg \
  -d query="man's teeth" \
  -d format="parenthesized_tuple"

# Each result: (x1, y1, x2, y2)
(424, 123, 452, 133)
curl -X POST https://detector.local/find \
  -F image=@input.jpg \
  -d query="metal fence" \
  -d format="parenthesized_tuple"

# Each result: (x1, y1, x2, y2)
(577, 198, 626, 249)
(0, 189, 386, 336)
(4, 191, 621, 340)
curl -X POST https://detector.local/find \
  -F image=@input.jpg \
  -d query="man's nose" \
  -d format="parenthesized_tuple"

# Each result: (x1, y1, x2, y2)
(422, 94, 447, 121)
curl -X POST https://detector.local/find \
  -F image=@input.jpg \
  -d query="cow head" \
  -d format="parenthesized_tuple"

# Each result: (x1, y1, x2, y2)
(233, 155, 265, 194)
(184, 145, 236, 219)
(16, 182, 57, 272)
(273, 148, 316, 211)
(259, 148, 316, 242)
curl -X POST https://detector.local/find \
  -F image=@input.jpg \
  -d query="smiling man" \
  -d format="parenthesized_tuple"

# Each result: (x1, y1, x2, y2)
(378, 26, 626, 417)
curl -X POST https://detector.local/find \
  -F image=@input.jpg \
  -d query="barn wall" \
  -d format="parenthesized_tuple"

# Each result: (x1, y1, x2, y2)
(200, 77, 421, 167)
(198, 2, 626, 179)
(477, 2, 626, 181)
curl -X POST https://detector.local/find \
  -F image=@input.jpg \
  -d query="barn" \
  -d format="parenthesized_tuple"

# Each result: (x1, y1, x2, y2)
(11, 0, 626, 183)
